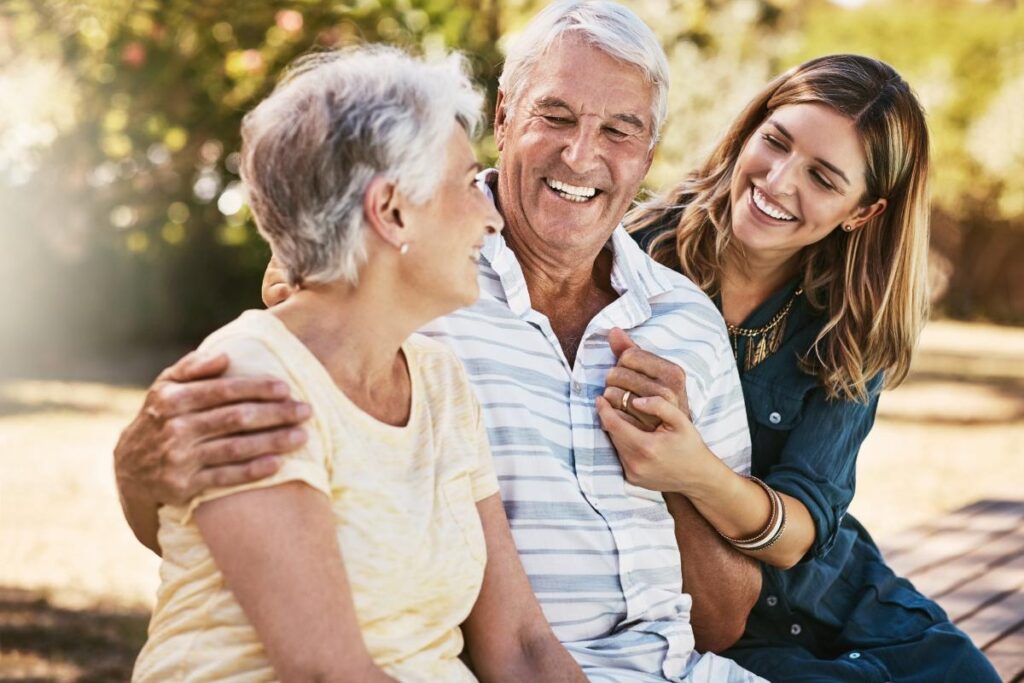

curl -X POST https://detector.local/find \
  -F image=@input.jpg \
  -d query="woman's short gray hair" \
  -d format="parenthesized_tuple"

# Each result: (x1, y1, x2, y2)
(498, 0, 669, 142)
(240, 45, 484, 287)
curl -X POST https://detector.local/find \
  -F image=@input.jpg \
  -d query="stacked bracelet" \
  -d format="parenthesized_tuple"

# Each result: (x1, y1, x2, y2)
(717, 476, 787, 552)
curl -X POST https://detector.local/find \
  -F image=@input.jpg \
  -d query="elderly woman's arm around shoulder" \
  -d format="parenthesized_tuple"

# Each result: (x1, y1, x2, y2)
(462, 494, 587, 682)
(195, 481, 395, 682)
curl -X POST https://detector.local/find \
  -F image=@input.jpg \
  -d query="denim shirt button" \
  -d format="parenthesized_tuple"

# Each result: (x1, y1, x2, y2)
(769, 411, 782, 425)
(766, 595, 778, 607)
(849, 652, 861, 659)
(790, 623, 802, 636)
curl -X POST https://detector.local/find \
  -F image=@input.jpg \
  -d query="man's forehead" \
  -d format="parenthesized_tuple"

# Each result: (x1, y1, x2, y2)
(520, 36, 655, 125)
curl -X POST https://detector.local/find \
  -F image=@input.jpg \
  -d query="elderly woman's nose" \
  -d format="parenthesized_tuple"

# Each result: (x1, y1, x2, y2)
(485, 204, 504, 234)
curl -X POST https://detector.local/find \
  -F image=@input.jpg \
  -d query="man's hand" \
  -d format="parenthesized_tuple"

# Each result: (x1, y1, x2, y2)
(262, 254, 297, 308)
(114, 350, 310, 553)
(598, 328, 717, 495)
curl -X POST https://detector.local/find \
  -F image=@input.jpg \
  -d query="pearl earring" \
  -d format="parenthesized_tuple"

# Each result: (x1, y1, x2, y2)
(399, 243, 410, 255)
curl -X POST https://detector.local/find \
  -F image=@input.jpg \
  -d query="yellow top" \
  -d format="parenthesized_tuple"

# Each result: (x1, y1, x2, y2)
(133, 310, 498, 682)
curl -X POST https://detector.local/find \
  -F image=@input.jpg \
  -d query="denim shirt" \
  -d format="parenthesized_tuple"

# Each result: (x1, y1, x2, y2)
(631, 224, 930, 649)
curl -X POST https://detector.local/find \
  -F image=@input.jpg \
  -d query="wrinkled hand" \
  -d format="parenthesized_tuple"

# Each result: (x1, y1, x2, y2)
(114, 350, 310, 507)
(262, 254, 297, 308)
(597, 328, 714, 494)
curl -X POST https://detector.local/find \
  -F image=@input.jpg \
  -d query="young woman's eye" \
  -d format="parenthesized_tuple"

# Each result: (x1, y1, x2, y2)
(761, 133, 786, 150)
(811, 171, 835, 191)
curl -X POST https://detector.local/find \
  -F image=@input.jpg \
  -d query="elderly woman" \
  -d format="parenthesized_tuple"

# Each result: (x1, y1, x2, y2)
(132, 46, 584, 682)
(602, 55, 999, 681)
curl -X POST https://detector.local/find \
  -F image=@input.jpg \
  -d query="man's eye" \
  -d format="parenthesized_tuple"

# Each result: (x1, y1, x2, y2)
(605, 127, 628, 139)
(543, 115, 572, 125)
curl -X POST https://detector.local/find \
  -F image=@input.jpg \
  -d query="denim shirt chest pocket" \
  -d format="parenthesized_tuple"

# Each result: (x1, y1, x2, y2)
(742, 378, 808, 477)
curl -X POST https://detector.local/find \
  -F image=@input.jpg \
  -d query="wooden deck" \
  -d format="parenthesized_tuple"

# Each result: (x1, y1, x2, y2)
(880, 499, 1024, 682)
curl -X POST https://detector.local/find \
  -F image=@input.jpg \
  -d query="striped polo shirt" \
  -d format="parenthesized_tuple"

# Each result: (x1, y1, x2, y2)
(420, 176, 754, 682)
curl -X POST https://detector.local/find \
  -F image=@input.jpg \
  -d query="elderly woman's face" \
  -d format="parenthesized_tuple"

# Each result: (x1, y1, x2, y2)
(404, 125, 503, 310)
(728, 102, 877, 267)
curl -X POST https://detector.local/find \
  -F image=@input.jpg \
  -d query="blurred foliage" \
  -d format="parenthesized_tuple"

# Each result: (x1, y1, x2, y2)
(0, 0, 1022, 371)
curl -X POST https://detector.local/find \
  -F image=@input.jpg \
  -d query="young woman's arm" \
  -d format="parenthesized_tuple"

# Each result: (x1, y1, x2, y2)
(461, 494, 587, 683)
(195, 482, 395, 683)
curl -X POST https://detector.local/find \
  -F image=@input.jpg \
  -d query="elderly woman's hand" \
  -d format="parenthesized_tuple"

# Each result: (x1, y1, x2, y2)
(262, 254, 297, 307)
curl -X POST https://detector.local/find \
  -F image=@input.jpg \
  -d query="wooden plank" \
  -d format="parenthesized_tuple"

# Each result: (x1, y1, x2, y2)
(907, 528, 1024, 600)
(883, 501, 1024, 578)
(955, 589, 1024, 650)
(935, 550, 1024, 623)
(981, 627, 1024, 682)
(879, 499, 1004, 560)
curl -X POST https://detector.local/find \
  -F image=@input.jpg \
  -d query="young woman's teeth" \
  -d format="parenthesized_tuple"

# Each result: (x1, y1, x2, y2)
(547, 178, 596, 203)
(752, 187, 795, 221)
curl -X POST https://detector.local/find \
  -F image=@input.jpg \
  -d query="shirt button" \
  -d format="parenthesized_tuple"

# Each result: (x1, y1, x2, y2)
(766, 595, 778, 607)
(849, 652, 861, 660)
(769, 411, 782, 425)
(572, 381, 583, 394)
(790, 623, 802, 636)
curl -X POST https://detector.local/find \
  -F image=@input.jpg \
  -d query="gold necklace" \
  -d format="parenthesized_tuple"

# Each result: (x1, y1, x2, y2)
(727, 288, 803, 372)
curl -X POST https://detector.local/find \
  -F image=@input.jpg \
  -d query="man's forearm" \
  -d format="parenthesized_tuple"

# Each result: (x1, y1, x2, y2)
(119, 486, 162, 556)
(664, 492, 760, 653)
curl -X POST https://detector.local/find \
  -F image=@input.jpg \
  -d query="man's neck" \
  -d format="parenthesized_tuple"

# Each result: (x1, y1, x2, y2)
(503, 223, 618, 366)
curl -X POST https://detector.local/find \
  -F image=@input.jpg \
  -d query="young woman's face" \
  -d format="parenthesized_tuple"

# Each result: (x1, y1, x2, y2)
(728, 102, 883, 266)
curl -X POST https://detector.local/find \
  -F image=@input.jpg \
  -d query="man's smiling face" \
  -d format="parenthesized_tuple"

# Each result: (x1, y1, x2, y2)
(494, 34, 656, 256)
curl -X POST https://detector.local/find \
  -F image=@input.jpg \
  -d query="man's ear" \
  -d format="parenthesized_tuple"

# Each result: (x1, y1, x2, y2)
(494, 90, 509, 152)
(362, 176, 406, 249)
(846, 197, 888, 232)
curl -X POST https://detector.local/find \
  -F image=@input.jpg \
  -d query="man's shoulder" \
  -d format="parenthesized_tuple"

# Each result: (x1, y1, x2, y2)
(642, 260, 728, 339)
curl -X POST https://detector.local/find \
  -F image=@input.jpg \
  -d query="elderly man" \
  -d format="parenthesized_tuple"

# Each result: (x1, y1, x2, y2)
(115, 2, 764, 681)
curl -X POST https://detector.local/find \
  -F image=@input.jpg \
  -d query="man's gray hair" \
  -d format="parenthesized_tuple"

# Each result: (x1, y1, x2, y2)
(498, 0, 669, 142)
(240, 45, 484, 287)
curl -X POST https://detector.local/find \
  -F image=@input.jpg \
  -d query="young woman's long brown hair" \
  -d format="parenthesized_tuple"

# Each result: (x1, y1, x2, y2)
(629, 54, 930, 402)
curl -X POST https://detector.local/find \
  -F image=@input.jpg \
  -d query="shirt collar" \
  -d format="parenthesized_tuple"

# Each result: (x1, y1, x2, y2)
(476, 168, 678, 319)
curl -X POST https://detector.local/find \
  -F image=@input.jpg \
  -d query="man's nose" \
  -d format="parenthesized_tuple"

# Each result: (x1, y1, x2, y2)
(560, 122, 601, 175)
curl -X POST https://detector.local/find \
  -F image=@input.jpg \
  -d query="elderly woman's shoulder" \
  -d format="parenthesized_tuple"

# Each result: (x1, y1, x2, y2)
(197, 309, 309, 389)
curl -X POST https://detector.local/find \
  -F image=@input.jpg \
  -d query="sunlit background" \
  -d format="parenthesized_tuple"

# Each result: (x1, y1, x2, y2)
(1, 0, 1022, 679)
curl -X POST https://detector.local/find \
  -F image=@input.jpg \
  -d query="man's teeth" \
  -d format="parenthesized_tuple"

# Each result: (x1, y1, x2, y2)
(547, 178, 596, 202)
(752, 187, 795, 221)
(470, 246, 481, 263)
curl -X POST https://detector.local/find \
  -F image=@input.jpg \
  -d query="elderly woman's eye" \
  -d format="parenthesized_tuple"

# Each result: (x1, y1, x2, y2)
(543, 115, 571, 125)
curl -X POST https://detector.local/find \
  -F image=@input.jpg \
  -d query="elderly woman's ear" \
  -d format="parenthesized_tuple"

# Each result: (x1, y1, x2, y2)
(261, 254, 296, 308)
(362, 175, 409, 253)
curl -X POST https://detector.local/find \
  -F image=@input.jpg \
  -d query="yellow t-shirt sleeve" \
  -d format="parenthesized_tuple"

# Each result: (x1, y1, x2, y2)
(468, 394, 499, 503)
(180, 332, 333, 525)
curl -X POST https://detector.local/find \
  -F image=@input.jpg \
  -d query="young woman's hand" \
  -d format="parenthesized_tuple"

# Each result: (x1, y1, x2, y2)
(599, 328, 721, 496)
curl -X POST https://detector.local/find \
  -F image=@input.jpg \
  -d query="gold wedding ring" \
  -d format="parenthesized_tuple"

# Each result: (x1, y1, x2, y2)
(620, 390, 632, 413)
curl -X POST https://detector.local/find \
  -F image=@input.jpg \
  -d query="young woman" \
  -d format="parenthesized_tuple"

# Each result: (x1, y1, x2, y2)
(599, 55, 999, 681)
(132, 46, 584, 682)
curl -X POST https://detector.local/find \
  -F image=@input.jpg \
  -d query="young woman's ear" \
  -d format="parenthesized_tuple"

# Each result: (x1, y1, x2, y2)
(844, 198, 888, 232)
